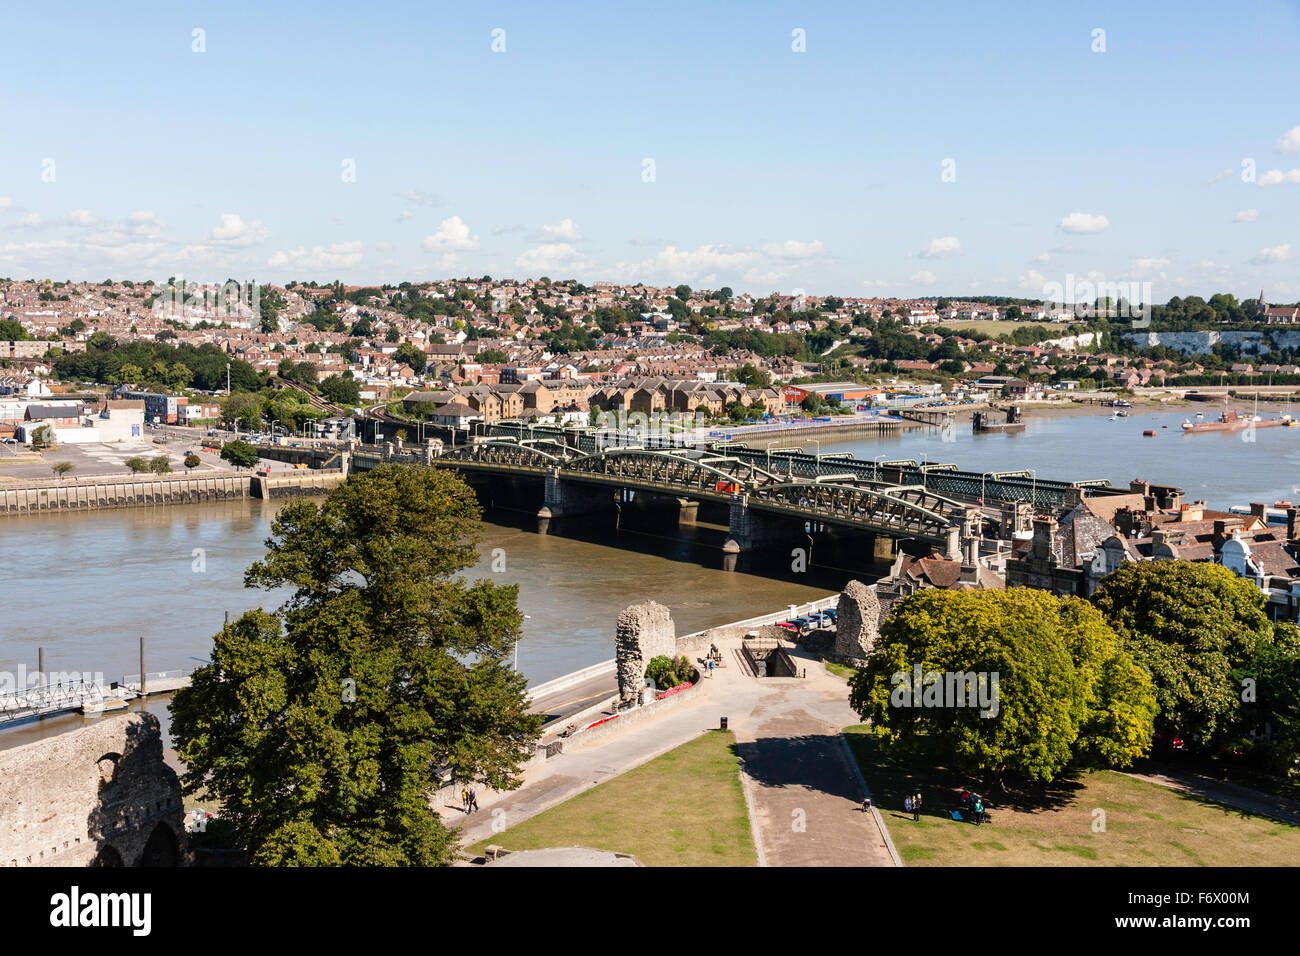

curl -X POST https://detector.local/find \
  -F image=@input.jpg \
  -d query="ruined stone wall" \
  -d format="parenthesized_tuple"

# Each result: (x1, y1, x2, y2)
(615, 601, 676, 706)
(833, 580, 880, 665)
(0, 711, 186, 867)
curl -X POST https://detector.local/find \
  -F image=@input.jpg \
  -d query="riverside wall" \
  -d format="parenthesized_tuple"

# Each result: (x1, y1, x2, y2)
(0, 469, 346, 516)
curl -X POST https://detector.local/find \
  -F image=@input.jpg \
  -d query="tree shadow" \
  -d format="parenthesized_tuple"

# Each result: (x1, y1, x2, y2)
(841, 730, 1087, 818)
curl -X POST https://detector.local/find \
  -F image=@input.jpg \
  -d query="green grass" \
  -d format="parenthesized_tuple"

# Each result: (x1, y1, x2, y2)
(823, 661, 857, 680)
(843, 726, 1300, 866)
(468, 730, 757, 867)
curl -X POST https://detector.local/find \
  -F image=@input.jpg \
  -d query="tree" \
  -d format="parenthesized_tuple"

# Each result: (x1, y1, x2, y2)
(150, 455, 172, 474)
(170, 465, 541, 866)
(124, 456, 150, 474)
(29, 425, 53, 450)
(319, 374, 362, 407)
(849, 588, 1155, 786)
(51, 461, 75, 480)
(184, 453, 201, 471)
(394, 343, 427, 375)
(1090, 561, 1285, 753)
(221, 392, 263, 430)
(674, 285, 691, 301)
(220, 440, 259, 471)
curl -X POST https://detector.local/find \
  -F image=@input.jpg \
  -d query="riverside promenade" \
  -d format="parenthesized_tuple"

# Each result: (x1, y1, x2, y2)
(454, 604, 898, 867)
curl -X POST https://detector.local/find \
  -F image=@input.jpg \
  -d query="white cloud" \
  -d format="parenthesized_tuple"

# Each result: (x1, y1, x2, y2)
(1133, 257, 1171, 270)
(66, 209, 97, 226)
(1030, 253, 1051, 263)
(268, 241, 364, 271)
(209, 213, 269, 246)
(0, 197, 13, 212)
(615, 244, 758, 284)
(1206, 168, 1234, 184)
(1233, 209, 1259, 223)
(862, 279, 890, 288)
(398, 188, 440, 206)
(1277, 126, 1300, 155)
(1251, 244, 1290, 264)
(538, 218, 582, 241)
(1258, 169, 1300, 187)
(919, 236, 961, 259)
(9, 213, 44, 230)
(1018, 269, 1051, 291)
(1059, 212, 1109, 234)
(762, 239, 826, 259)
(396, 209, 414, 222)
(422, 216, 479, 253)
(515, 243, 589, 274)
(909, 270, 938, 284)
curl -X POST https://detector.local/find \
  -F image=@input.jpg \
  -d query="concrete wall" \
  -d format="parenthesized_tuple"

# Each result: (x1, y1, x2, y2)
(0, 473, 249, 515)
(0, 469, 347, 516)
(0, 711, 186, 867)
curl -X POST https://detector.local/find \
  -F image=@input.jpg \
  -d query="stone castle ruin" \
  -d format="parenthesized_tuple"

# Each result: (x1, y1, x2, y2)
(832, 580, 880, 666)
(0, 711, 186, 867)
(615, 601, 676, 707)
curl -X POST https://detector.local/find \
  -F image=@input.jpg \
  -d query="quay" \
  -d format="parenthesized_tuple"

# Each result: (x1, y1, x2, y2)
(0, 466, 347, 517)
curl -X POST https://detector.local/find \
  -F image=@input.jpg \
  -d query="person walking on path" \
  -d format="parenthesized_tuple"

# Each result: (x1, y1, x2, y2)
(469, 789, 479, 813)
(974, 798, 984, 826)
(912, 792, 921, 822)
(461, 787, 470, 813)
(861, 797, 872, 813)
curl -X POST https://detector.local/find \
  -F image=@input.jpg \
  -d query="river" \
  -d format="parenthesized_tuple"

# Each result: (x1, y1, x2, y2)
(4, 402, 1297, 751)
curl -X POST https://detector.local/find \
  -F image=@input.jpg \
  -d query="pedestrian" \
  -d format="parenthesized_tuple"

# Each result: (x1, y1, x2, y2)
(461, 787, 469, 813)
(469, 789, 479, 813)
(974, 798, 984, 826)
(861, 797, 872, 813)
(913, 792, 921, 822)
(904, 794, 913, 815)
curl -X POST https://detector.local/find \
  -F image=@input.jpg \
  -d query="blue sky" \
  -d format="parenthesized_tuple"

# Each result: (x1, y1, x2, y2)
(2, 0, 1299, 300)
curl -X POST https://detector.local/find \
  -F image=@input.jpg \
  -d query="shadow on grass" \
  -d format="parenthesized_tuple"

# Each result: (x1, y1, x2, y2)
(842, 727, 1088, 820)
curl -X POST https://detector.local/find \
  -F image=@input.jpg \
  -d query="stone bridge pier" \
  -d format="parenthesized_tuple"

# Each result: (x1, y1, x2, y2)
(538, 468, 614, 522)
(723, 494, 784, 554)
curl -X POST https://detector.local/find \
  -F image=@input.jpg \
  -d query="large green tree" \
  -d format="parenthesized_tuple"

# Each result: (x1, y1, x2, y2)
(170, 465, 541, 865)
(849, 588, 1155, 786)
(1091, 561, 1297, 755)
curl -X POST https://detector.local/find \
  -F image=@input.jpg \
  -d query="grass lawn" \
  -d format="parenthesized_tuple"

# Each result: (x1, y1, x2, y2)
(844, 726, 1300, 866)
(823, 661, 857, 680)
(937, 319, 1063, 338)
(468, 729, 756, 866)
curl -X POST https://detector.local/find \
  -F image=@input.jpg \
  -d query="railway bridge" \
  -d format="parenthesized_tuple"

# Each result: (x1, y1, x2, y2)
(351, 438, 993, 555)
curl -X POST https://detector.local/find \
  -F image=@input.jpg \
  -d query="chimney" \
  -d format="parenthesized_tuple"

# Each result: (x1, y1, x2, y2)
(945, 525, 961, 562)
(964, 534, 980, 568)
(1250, 502, 1268, 523)
(1151, 529, 1168, 549)
(1031, 516, 1057, 562)
(1214, 518, 1242, 539)
(1287, 508, 1300, 544)
(1179, 502, 1205, 522)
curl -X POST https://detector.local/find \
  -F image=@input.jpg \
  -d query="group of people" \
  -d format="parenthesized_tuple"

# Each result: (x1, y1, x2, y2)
(460, 787, 479, 814)
(904, 792, 923, 821)
(959, 789, 986, 826)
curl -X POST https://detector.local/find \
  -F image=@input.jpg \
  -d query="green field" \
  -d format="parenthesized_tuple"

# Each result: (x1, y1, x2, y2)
(823, 661, 857, 680)
(469, 729, 756, 866)
(937, 319, 1066, 338)
(844, 726, 1300, 866)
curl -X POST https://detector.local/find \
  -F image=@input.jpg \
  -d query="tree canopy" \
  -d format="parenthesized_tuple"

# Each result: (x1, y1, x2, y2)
(849, 588, 1156, 785)
(1090, 561, 1298, 757)
(170, 465, 541, 865)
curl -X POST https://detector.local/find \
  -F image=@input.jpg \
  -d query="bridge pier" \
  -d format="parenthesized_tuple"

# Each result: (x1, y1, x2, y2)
(723, 494, 782, 554)
(538, 468, 612, 523)
(675, 497, 699, 526)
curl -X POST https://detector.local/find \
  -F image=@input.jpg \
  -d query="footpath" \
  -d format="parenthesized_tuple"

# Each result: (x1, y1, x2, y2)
(450, 636, 897, 866)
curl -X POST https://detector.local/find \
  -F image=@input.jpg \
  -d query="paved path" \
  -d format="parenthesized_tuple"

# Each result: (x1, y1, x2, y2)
(451, 639, 897, 866)
(1121, 767, 1300, 827)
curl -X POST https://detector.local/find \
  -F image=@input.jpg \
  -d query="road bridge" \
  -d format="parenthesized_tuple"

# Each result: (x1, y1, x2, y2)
(351, 438, 991, 551)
